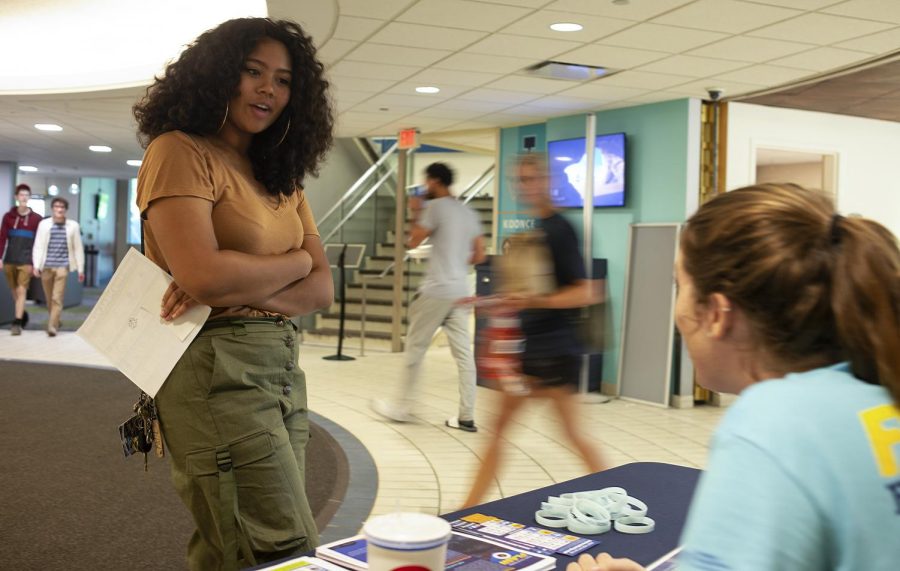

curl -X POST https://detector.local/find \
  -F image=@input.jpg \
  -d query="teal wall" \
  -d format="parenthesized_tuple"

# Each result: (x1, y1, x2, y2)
(497, 98, 693, 386)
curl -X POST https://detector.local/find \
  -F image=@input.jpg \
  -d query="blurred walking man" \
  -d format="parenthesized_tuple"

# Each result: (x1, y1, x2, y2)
(372, 162, 486, 431)
(33, 197, 84, 336)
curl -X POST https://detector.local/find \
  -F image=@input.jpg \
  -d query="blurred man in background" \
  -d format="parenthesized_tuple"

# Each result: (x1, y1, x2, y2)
(1, 184, 40, 335)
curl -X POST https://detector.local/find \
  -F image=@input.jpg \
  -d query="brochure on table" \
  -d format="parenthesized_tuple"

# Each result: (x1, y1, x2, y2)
(316, 531, 556, 571)
(450, 513, 598, 556)
(257, 556, 348, 571)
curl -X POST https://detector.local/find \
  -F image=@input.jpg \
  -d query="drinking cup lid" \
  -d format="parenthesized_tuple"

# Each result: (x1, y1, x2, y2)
(364, 513, 452, 550)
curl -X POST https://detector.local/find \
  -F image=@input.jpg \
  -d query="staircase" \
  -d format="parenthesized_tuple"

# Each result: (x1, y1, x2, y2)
(308, 195, 494, 349)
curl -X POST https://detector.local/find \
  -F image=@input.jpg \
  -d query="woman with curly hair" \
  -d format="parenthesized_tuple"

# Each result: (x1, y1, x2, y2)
(133, 18, 334, 570)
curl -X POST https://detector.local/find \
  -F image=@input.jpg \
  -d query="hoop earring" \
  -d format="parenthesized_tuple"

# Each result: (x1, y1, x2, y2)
(275, 117, 291, 148)
(217, 102, 229, 133)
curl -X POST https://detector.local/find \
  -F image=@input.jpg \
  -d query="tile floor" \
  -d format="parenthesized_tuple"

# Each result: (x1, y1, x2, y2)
(0, 329, 726, 527)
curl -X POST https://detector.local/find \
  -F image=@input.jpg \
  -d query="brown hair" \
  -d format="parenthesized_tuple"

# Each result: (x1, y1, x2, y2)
(681, 183, 900, 402)
(51, 197, 69, 209)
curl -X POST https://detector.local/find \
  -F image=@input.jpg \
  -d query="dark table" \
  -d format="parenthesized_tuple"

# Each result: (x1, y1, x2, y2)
(442, 462, 700, 569)
(247, 462, 700, 570)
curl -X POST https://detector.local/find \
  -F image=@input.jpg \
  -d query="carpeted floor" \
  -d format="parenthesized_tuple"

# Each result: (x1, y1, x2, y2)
(0, 361, 349, 570)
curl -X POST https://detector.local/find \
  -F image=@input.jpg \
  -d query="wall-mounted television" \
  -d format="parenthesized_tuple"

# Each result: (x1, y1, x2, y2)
(547, 133, 626, 208)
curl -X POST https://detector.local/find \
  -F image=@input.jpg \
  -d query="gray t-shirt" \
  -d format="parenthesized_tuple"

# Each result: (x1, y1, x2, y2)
(417, 196, 481, 299)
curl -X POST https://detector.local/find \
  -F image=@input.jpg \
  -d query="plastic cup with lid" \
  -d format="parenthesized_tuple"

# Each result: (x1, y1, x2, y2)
(363, 512, 452, 571)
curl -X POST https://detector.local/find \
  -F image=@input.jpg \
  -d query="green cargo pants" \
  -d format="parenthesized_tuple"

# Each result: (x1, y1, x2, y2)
(155, 318, 319, 571)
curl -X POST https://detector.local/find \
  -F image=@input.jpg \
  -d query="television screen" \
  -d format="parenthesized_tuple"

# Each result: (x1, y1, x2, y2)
(547, 133, 626, 207)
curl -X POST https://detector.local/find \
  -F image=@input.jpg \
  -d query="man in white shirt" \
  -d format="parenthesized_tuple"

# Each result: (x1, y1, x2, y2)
(372, 162, 486, 431)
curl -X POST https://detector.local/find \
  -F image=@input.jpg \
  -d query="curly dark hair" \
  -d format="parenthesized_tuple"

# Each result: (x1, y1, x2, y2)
(133, 18, 333, 197)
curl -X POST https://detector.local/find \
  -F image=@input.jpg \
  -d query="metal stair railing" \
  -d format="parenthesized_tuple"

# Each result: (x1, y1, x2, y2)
(317, 141, 398, 233)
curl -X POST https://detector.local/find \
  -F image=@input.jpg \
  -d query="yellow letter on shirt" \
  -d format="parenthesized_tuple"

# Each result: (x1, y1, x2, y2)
(859, 404, 900, 478)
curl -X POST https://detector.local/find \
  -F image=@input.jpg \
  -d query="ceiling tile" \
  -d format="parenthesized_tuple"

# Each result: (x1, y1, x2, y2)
(332, 17, 385, 41)
(521, 95, 603, 111)
(369, 22, 487, 50)
(458, 87, 543, 105)
(623, 91, 691, 104)
(397, 0, 533, 32)
(361, 93, 452, 109)
(486, 75, 576, 94)
(546, 0, 697, 21)
(435, 52, 534, 74)
(823, 0, 900, 24)
(714, 64, 817, 85)
(464, 33, 581, 59)
(473, 0, 549, 7)
(747, 0, 841, 8)
(686, 36, 815, 63)
(334, 91, 373, 112)
(668, 78, 764, 97)
(345, 43, 453, 67)
(329, 61, 422, 81)
(836, 27, 900, 54)
(556, 44, 669, 69)
(768, 46, 874, 71)
(499, 10, 634, 42)
(555, 82, 646, 101)
(651, 0, 801, 34)
(598, 70, 696, 89)
(328, 76, 398, 93)
(404, 68, 500, 87)
(748, 12, 893, 44)
(318, 39, 358, 65)
(636, 54, 749, 77)
(428, 98, 514, 113)
(598, 23, 728, 53)
(415, 104, 490, 120)
(383, 83, 471, 98)
(338, 0, 418, 20)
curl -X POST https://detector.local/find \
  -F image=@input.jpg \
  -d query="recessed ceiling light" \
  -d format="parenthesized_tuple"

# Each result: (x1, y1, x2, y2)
(89, 145, 112, 153)
(415, 86, 440, 94)
(19, 165, 38, 172)
(69, 183, 79, 195)
(48, 185, 59, 196)
(35, 123, 62, 131)
(550, 23, 583, 32)
(126, 159, 142, 167)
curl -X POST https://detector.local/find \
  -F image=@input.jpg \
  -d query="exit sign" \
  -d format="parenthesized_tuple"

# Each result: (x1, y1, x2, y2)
(398, 128, 418, 150)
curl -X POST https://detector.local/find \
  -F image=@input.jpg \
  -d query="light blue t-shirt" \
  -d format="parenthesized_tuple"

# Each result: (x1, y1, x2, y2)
(418, 196, 481, 300)
(679, 363, 900, 571)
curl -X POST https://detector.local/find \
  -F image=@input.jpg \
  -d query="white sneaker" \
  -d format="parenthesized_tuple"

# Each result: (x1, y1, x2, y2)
(370, 398, 412, 423)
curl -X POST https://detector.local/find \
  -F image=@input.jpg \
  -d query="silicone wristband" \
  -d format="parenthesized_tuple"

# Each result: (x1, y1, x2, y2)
(565, 514, 611, 535)
(621, 496, 648, 518)
(535, 509, 569, 529)
(614, 515, 656, 534)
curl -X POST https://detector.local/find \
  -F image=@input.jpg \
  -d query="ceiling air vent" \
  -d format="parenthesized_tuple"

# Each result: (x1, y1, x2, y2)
(525, 61, 613, 82)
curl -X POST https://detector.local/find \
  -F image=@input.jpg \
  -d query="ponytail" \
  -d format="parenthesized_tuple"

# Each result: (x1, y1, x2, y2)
(830, 216, 900, 402)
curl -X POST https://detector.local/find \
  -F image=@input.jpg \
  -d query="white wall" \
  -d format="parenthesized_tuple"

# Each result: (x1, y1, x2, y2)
(727, 102, 900, 235)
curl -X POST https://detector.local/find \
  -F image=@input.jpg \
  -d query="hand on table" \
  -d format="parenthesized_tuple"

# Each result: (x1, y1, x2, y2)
(566, 553, 644, 571)
(161, 281, 200, 321)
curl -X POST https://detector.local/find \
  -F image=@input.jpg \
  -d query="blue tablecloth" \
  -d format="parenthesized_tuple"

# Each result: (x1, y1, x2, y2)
(441, 462, 701, 569)
(248, 462, 701, 570)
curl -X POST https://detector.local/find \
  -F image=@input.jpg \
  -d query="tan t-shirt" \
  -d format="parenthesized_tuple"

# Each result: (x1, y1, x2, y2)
(136, 130, 319, 319)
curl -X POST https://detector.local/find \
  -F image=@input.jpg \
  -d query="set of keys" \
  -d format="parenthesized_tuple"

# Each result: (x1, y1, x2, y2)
(117, 392, 165, 471)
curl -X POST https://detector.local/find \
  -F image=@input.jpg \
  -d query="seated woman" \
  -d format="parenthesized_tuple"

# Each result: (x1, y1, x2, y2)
(571, 183, 900, 571)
